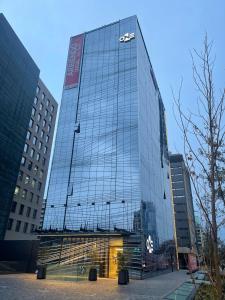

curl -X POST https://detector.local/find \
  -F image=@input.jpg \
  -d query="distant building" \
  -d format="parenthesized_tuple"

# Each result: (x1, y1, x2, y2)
(195, 216, 203, 254)
(0, 13, 57, 241)
(169, 154, 197, 269)
(4, 79, 57, 240)
(39, 16, 175, 280)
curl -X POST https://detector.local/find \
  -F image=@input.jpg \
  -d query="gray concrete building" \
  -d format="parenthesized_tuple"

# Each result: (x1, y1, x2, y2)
(169, 154, 197, 269)
(4, 79, 57, 240)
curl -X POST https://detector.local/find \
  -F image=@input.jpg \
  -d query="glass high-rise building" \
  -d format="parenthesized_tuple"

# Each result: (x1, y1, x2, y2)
(0, 13, 39, 240)
(40, 16, 175, 279)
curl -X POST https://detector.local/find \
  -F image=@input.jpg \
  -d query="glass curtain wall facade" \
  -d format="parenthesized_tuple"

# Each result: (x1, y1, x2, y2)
(0, 14, 39, 239)
(42, 16, 175, 278)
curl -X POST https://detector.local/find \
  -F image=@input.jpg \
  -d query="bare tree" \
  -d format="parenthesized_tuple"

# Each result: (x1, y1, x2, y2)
(173, 34, 225, 299)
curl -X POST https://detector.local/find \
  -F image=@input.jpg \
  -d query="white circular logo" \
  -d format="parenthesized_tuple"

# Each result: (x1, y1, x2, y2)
(146, 235, 154, 254)
(119, 32, 135, 43)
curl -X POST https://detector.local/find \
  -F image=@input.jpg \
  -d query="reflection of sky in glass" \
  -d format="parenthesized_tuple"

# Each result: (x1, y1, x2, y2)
(44, 16, 174, 248)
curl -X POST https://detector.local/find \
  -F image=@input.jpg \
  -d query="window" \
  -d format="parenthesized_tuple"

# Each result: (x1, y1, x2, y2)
(30, 224, 35, 233)
(18, 171, 23, 181)
(30, 192, 34, 202)
(42, 157, 46, 166)
(38, 141, 42, 150)
(39, 103, 43, 110)
(40, 130, 44, 138)
(35, 124, 39, 133)
(44, 109, 48, 117)
(29, 119, 34, 128)
(42, 119, 46, 127)
(7, 218, 13, 230)
(11, 201, 17, 213)
(15, 220, 21, 232)
(32, 136, 37, 145)
(24, 143, 29, 153)
(34, 96, 38, 105)
(36, 195, 40, 204)
(50, 105, 54, 112)
(26, 207, 31, 217)
(33, 209, 37, 219)
(43, 146, 47, 154)
(37, 113, 41, 121)
(31, 179, 36, 188)
(23, 222, 28, 233)
(46, 99, 50, 106)
(27, 161, 33, 171)
(41, 93, 45, 100)
(34, 165, 38, 175)
(36, 153, 40, 161)
(19, 204, 24, 215)
(30, 148, 35, 158)
(21, 156, 26, 166)
(38, 182, 42, 191)
(26, 131, 31, 140)
(14, 186, 20, 196)
(24, 175, 30, 184)
(49, 115, 52, 122)
(31, 107, 36, 117)
(39, 170, 44, 179)
(21, 189, 27, 199)
(36, 86, 40, 94)
(45, 135, 49, 143)
(47, 125, 51, 132)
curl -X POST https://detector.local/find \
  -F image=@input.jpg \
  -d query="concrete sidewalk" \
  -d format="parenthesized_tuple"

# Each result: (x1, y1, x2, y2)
(0, 270, 190, 300)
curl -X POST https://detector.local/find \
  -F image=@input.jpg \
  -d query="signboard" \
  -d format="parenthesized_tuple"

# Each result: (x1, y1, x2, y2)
(64, 34, 84, 89)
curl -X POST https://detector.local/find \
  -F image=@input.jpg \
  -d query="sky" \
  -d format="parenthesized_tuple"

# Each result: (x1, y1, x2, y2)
(1, 0, 225, 237)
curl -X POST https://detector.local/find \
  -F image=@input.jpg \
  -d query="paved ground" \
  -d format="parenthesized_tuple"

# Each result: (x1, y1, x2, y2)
(0, 270, 189, 300)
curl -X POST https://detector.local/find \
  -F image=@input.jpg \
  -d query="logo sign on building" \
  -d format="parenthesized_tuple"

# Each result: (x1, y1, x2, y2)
(146, 235, 154, 254)
(64, 34, 84, 89)
(119, 32, 135, 43)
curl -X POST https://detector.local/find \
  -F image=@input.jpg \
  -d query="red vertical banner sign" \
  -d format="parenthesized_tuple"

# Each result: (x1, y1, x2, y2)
(64, 34, 84, 89)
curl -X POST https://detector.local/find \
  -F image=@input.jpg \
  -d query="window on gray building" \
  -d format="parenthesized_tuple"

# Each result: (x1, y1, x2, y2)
(31, 179, 36, 188)
(24, 143, 29, 153)
(27, 161, 33, 171)
(21, 189, 27, 200)
(37, 113, 41, 121)
(30, 148, 35, 158)
(31, 107, 36, 117)
(35, 124, 39, 133)
(33, 209, 37, 219)
(21, 156, 26, 166)
(24, 175, 30, 184)
(29, 119, 34, 128)
(23, 222, 28, 233)
(41, 93, 45, 100)
(32, 136, 37, 145)
(14, 186, 20, 196)
(18, 171, 23, 181)
(34, 96, 38, 105)
(40, 130, 44, 138)
(36, 86, 40, 94)
(19, 204, 24, 215)
(26, 207, 31, 217)
(15, 220, 21, 232)
(11, 201, 17, 213)
(26, 131, 31, 140)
